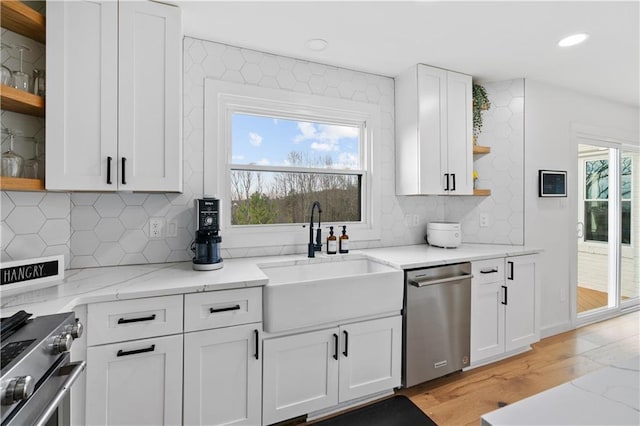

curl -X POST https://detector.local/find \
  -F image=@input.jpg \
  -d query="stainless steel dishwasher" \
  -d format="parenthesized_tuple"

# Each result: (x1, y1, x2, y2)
(403, 262, 472, 387)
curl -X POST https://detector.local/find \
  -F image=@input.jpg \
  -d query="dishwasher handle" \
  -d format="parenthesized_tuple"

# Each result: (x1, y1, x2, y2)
(409, 273, 473, 287)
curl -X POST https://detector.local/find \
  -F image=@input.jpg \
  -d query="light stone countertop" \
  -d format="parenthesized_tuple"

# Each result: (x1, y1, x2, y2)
(481, 355, 640, 425)
(0, 243, 542, 317)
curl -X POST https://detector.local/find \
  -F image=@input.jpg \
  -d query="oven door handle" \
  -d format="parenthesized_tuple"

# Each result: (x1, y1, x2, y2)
(409, 273, 473, 287)
(33, 361, 86, 426)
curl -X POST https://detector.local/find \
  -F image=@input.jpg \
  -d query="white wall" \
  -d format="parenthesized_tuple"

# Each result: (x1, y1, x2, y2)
(524, 80, 639, 335)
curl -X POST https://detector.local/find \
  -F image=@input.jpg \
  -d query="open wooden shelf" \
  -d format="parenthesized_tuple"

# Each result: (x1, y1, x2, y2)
(473, 145, 491, 154)
(0, 176, 44, 191)
(0, 83, 45, 116)
(0, 0, 45, 43)
(473, 189, 491, 196)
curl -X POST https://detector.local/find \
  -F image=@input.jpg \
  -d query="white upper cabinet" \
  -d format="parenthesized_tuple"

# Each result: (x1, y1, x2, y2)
(395, 64, 473, 195)
(46, 0, 182, 192)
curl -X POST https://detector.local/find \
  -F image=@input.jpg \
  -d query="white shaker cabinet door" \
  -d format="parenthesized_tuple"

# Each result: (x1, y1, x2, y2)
(445, 70, 473, 195)
(85, 334, 183, 426)
(338, 315, 402, 402)
(183, 324, 262, 426)
(46, 0, 118, 190)
(470, 279, 506, 363)
(505, 255, 540, 352)
(118, 1, 182, 192)
(262, 328, 339, 425)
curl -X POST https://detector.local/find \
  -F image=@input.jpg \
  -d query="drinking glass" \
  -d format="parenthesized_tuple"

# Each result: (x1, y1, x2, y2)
(23, 139, 44, 179)
(1, 131, 24, 177)
(1, 43, 13, 86)
(11, 45, 31, 92)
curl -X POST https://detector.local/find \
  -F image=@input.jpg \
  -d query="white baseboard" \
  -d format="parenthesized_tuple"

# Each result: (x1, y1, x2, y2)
(306, 390, 394, 421)
(540, 321, 575, 338)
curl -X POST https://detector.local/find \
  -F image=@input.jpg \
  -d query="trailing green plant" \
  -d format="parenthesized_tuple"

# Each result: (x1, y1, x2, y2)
(472, 83, 491, 139)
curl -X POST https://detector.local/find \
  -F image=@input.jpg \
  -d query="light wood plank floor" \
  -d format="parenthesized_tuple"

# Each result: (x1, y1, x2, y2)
(577, 286, 608, 313)
(399, 310, 639, 425)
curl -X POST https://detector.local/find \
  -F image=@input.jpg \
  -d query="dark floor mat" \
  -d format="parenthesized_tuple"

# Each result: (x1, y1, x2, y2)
(312, 395, 437, 426)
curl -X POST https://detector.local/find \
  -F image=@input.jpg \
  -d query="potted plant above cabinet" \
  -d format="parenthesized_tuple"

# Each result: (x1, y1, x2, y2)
(471, 83, 492, 196)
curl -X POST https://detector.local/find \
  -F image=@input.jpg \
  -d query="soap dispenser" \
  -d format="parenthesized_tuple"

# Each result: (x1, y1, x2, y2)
(339, 225, 349, 254)
(327, 226, 337, 254)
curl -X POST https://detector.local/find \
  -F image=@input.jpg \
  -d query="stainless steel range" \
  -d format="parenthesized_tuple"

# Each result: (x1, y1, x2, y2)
(1, 310, 85, 426)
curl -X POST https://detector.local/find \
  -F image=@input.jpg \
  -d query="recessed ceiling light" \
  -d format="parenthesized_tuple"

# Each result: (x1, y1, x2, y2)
(558, 33, 589, 47)
(305, 38, 328, 52)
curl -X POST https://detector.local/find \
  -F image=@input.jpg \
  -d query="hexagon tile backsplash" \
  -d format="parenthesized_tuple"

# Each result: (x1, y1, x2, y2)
(1, 37, 524, 269)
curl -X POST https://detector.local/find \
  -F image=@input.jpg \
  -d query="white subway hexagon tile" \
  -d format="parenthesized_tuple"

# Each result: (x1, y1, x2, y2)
(119, 193, 149, 206)
(259, 75, 279, 89)
(186, 62, 206, 87)
(338, 80, 355, 98)
(143, 194, 171, 217)
(166, 227, 192, 251)
(71, 206, 100, 231)
(222, 47, 244, 71)
(222, 69, 245, 84)
(6, 206, 46, 234)
(121, 253, 147, 265)
(71, 231, 99, 256)
(259, 55, 279, 77)
(94, 218, 125, 242)
(187, 40, 207, 64)
(324, 68, 339, 87)
(309, 62, 326, 76)
(292, 62, 312, 83)
(71, 193, 100, 206)
(119, 206, 148, 229)
(94, 194, 125, 218)
(94, 242, 125, 266)
(241, 62, 262, 84)
(70, 255, 98, 269)
(6, 234, 46, 259)
(241, 49, 263, 64)
(351, 91, 367, 102)
(276, 56, 295, 70)
(7, 191, 45, 206)
(39, 193, 70, 219)
(166, 250, 190, 262)
(203, 41, 226, 60)
(366, 85, 381, 103)
(143, 240, 171, 263)
(39, 219, 70, 245)
(1, 191, 15, 220)
(202, 55, 226, 79)
(323, 87, 340, 98)
(276, 70, 296, 90)
(352, 75, 366, 92)
(293, 81, 311, 94)
(308, 75, 328, 94)
(120, 229, 148, 253)
(508, 79, 524, 96)
(167, 205, 192, 228)
(1, 222, 15, 249)
(42, 245, 70, 269)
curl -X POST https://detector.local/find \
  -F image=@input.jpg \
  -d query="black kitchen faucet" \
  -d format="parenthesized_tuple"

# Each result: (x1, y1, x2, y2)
(308, 201, 322, 257)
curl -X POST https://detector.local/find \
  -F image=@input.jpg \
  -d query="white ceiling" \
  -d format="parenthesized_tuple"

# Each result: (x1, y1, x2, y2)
(176, 1, 640, 107)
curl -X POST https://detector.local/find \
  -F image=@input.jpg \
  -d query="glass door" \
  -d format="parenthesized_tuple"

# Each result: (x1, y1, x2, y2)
(620, 148, 639, 308)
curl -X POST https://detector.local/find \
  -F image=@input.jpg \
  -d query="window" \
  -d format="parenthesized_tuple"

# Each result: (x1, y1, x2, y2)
(204, 80, 381, 249)
(230, 114, 362, 225)
(584, 157, 632, 244)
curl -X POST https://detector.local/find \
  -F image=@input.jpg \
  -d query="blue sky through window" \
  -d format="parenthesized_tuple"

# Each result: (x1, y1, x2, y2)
(231, 113, 360, 169)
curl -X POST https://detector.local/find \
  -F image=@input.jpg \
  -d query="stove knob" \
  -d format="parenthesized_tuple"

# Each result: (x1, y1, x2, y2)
(49, 333, 73, 354)
(65, 320, 84, 339)
(1, 376, 34, 405)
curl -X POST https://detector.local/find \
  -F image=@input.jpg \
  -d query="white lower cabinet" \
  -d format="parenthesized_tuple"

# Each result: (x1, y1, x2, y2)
(471, 255, 539, 366)
(262, 315, 402, 425)
(183, 324, 262, 426)
(85, 334, 183, 426)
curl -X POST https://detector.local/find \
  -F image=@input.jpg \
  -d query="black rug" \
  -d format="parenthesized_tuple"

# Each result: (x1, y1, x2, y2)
(313, 395, 437, 426)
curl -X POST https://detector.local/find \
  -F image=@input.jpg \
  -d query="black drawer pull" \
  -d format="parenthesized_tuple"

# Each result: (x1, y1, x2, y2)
(502, 285, 508, 305)
(210, 305, 241, 314)
(444, 173, 450, 191)
(333, 333, 339, 360)
(480, 268, 499, 274)
(254, 329, 259, 360)
(507, 261, 514, 280)
(106, 156, 112, 184)
(121, 157, 127, 185)
(342, 330, 349, 357)
(117, 344, 155, 357)
(117, 314, 156, 324)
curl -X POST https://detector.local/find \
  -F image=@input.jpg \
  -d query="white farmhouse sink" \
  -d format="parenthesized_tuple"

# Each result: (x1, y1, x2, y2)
(259, 256, 403, 333)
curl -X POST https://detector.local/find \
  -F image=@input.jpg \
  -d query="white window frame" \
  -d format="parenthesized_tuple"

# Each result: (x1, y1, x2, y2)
(204, 79, 382, 250)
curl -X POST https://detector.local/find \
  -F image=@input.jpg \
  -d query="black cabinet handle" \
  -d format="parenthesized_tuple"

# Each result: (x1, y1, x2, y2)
(342, 330, 349, 357)
(451, 173, 456, 191)
(333, 333, 339, 360)
(480, 268, 499, 274)
(507, 261, 514, 280)
(444, 173, 449, 191)
(121, 157, 127, 185)
(117, 344, 155, 357)
(210, 305, 241, 314)
(254, 329, 259, 360)
(502, 285, 508, 305)
(117, 314, 156, 324)
(106, 156, 112, 184)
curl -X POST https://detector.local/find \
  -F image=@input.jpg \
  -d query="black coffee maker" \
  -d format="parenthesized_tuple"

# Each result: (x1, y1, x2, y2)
(192, 197, 223, 271)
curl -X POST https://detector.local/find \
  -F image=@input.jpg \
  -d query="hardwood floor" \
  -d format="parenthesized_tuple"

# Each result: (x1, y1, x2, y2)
(577, 286, 608, 313)
(398, 310, 639, 425)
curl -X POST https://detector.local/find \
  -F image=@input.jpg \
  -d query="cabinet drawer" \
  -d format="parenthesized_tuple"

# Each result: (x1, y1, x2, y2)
(184, 287, 262, 332)
(87, 295, 183, 346)
(472, 259, 505, 284)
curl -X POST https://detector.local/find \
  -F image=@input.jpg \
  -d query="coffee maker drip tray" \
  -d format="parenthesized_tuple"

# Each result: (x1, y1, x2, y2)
(192, 259, 224, 271)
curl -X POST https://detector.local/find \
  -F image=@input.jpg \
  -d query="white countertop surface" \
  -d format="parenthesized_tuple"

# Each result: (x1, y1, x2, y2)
(481, 356, 640, 425)
(0, 243, 541, 317)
